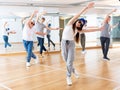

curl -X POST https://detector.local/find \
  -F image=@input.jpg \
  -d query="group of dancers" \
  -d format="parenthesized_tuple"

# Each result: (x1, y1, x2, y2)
(2, 2, 119, 86)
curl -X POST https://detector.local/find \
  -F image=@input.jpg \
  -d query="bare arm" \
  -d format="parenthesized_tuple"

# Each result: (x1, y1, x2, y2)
(79, 27, 103, 33)
(46, 26, 59, 30)
(36, 11, 47, 22)
(9, 30, 16, 34)
(35, 32, 47, 36)
(28, 10, 38, 27)
(67, 2, 94, 25)
(103, 9, 117, 24)
(111, 23, 119, 29)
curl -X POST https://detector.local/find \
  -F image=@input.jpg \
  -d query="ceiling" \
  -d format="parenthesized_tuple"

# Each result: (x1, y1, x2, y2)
(0, 0, 120, 18)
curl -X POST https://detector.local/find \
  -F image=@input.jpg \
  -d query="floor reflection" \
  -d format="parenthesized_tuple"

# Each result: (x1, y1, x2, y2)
(0, 43, 61, 54)
(0, 39, 120, 54)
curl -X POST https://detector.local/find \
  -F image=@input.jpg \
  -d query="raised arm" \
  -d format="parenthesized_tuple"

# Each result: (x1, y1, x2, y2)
(111, 22, 119, 29)
(103, 9, 117, 24)
(36, 11, 47, 22)
(28, 10, 38, 26)
(67, 2, 94, 25)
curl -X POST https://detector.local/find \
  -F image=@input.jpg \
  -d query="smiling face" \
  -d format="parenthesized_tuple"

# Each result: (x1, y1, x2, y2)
(106, 16, 111, 23)
(29, 21, 35, 28)
(75, 20, 82, 27)
(75, 20, 84, 31)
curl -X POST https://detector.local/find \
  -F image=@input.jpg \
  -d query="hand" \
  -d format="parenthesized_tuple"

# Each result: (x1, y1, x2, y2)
(56, 28, 60, 30)
(113, 9, 117, 12)
(10, 30, 16, 34)
(41, 11, 47, 15)
(34, 10, 38, 14)
(43, 32, 47, 35)
(87, 2, 94, 9)
(99, 26, 104, 31)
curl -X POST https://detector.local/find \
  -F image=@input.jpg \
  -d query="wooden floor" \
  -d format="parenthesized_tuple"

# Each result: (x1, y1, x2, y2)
(0, 47, 120, 90)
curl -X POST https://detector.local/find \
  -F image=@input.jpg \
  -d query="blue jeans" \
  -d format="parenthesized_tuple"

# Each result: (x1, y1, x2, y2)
(23, 40, 36, 62)
(3, 35, 11, 48)
(37, 37, 47, 54)
(100, 37, 110, 58)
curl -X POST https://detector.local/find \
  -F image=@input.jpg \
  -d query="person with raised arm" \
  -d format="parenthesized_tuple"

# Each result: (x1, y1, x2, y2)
(2, 22, 16, 49)
(100, 9, 117, 61)
(61, 2, 104, 86)
(35, 11, 60, 57)
(22, 11, 39, 67)
(61, 2, 94, 86)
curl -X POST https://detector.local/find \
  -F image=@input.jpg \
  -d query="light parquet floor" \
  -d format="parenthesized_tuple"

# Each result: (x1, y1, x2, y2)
(0, 48, 120, 90)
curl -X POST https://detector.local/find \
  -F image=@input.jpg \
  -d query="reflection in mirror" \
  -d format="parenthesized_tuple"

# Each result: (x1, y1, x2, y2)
(0, 15, 61, 54)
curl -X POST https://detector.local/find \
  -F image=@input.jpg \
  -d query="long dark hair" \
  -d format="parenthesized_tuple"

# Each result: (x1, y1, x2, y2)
(72, 19, 84, 43)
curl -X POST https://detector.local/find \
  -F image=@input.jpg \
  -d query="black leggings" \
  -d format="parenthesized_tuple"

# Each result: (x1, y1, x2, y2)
(100, 37, 110, 58)
(47, 34, 55, 47)
(80, 33, 86, 51)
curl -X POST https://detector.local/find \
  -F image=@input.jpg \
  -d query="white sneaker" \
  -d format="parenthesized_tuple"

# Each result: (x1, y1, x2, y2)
(66, 77, 72, 86)
(81, 50, 86, 54)
(34, 56, 39, 64)
(26, 62, 31, 67)
(48, 47, 50, 51)
(53, 46, 55, 50)
(45, 50, 49, 55)
(73, 70, 79, 79)
(39, 54, 44, 58)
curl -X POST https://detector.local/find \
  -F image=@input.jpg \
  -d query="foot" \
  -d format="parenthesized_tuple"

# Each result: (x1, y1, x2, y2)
(34, 56, 40, 64)
(26, 62, 31, 67)
(103, 57, 110, 61)
(73, 70, 79, 79)
(66, 77, 72, 86)
(45, 50, 49, 55)
(81, 50, 86, 54)
(53, 46, 55, 50)
(48, 47, 50, 51)
(39, 54, 44, 58)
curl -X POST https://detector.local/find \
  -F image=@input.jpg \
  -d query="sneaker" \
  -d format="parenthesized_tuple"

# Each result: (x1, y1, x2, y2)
(103, 57, 110, 61)
(34, 56, 39, 64)
(53, 46, 55, 50)
(48, 47, 50, 51)
(66, 77, 72, 86)
(73, 70, 79, 79)
(53, 44, 55, 50)
(39, 54, 44, 58)
(45, 50, 49, 55)
(26, 62, 31, 67)
(81, 50, 86, 54)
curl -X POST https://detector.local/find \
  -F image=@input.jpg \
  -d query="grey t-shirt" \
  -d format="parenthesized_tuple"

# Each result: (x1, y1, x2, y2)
(100, 23, 111, 38)
(46, 29, 51, 35)
(36, 22, 46, 38)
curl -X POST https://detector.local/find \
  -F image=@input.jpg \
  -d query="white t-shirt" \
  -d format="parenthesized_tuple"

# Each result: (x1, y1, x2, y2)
(2, 26, 11, 36)
(62, 25, 74, 40)
(22, 23, 36, 41)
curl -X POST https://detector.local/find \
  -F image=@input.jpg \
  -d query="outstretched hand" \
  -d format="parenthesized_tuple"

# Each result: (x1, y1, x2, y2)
(41, 11, 47, 15)
(34, 10, 38, 15)
(10, 30, 16, 34)
(87, 2, 94, 9)
(99, 26, 104, 31)
(113, 9, 117, 12)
